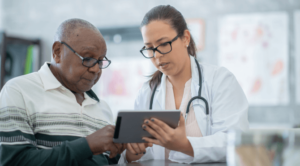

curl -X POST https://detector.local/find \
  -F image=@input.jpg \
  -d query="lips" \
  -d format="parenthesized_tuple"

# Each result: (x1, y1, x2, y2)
(158, 62, 170, 69)
(158, 62, 169, 67)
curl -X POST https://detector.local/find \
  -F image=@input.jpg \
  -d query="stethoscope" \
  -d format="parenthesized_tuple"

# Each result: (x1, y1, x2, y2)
(149, 57, 210, 135)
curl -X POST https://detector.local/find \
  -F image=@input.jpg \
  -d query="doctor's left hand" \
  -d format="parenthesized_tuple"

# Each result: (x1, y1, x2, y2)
(142, 114, 194, 157)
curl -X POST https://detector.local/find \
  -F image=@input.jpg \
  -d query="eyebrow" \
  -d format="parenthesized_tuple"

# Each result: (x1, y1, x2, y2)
(144, 37, 169, 46)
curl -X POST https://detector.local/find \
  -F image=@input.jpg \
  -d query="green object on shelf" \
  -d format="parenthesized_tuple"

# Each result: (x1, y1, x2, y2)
(24, 45, 33, 74)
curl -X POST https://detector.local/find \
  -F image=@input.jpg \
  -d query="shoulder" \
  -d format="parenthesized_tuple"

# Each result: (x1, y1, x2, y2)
(0, 73, 40, 108)
(134, 81, 152, 110)
(139, 81, 152, 95)
(200, 63, 236, 84)
(2, 72, 42, 92)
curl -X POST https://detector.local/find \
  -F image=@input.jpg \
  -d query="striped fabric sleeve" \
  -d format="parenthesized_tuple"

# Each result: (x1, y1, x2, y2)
(0, 84, 93, 166)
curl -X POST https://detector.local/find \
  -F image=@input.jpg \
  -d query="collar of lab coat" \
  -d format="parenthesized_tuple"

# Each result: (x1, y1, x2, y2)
(154, 56, 206, 110)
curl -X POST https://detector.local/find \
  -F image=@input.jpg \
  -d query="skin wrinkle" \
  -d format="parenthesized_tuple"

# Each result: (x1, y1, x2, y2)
(50, 18, 106, 105)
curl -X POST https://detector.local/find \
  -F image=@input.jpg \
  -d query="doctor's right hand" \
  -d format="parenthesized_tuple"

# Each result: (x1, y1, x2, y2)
(125, 143, 153, 162)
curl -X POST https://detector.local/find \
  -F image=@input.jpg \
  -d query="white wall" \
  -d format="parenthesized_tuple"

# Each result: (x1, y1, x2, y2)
(0, 0, 3, 30)
(1, 0, 300, 126)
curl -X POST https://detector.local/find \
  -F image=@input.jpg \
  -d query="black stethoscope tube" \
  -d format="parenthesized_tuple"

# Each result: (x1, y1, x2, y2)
(149, 58, 209, 117)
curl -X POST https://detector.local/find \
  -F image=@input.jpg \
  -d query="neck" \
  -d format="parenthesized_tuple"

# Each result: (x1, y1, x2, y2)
(168, 56, 191, 89)
(49, 62, 84, 97)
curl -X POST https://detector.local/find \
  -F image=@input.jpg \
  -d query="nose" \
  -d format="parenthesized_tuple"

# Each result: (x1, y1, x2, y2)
(154, 50, 164, 59)
(88, 62, 101, 74)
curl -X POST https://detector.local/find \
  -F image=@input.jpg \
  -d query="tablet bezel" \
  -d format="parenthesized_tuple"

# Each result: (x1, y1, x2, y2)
(113, 110, 181, 143)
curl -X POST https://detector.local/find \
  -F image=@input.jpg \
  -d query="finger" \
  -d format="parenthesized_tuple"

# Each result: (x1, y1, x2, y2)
(178, 113, 185, 129)
(127, 143, 137, 155)
(104, 125, 115, 137)
(109, 144, 119, 158)
(114, 143, 123, 154)
(137, 143, 146, 154)
(142, 137, 161, 146)
(142, 124, 164, 142)
(131, 143, 142, 155)
(105, 125, 115, 131)
(145, 118, 172, 134)
(121, 143, 127, 153)
(143, 122, 169, 143)
(148, 143, 153, 147)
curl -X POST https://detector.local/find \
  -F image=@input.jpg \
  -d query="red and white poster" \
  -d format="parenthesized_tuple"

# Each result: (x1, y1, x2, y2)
(93, 58, 153, 118)
(295, 11, 300, 104)
(219, 12, 289, 105)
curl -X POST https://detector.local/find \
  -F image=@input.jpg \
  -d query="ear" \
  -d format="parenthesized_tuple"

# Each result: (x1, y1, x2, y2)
(182, 29, 191, 47)
(52, 41, 62, 63)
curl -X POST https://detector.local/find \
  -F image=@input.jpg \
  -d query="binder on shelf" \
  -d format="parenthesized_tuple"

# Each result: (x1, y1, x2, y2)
(0, 32, 42, 89)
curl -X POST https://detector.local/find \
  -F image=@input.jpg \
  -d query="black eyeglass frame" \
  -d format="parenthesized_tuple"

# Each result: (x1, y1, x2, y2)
(60, 41, 111, 69)
(140, 35, 179, 59)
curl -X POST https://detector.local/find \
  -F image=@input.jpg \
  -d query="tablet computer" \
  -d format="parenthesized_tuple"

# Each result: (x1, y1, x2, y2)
(113, 110, 181, 143)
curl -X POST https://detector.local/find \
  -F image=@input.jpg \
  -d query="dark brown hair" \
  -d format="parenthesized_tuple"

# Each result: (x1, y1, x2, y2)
(141, 5, 197, 90)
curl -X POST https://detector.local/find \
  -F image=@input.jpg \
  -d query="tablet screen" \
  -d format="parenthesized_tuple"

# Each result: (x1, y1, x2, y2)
(113, 110, 180, 143)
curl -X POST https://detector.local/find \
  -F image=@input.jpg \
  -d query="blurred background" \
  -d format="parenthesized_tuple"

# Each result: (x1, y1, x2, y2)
(0, 0, 299, 129)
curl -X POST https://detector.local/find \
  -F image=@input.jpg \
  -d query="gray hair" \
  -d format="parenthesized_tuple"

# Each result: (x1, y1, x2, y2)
(54, 18, 100, 42)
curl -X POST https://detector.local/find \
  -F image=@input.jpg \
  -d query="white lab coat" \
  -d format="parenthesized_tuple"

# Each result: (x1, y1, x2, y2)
(119, 56, 249, 164)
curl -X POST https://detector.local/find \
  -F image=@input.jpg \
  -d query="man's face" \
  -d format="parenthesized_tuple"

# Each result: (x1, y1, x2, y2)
(54, 28, 107, 93)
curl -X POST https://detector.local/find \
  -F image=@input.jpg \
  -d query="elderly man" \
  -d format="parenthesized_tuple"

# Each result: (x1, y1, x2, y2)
(0, 19, 123, 165)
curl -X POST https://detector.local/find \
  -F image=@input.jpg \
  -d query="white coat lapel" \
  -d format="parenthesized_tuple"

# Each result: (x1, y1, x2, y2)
(151, 74, 167, 159)
(190, 56, 209, 136)
(153, 73, 167, 110)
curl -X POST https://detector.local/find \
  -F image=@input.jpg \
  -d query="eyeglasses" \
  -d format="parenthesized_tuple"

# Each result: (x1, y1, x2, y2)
(60, 41, 111, 69)
(140, 35, 179, 58)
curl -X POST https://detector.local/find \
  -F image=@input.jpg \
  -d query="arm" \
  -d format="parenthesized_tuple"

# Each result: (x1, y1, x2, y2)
(0, 83, 121, 165)
(172, 67, 249, 163)
(0, 84, 94, 166)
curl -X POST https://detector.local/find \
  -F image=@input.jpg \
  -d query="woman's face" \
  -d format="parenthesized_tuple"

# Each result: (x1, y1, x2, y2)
(141, 20, 190, 77)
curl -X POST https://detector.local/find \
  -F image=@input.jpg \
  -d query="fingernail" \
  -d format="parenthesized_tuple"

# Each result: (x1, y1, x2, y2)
(145, 120, 149, 124)
(136, 153, 138, 155)
(143, 125, 146, 129)
(143, 152, 146, 154)
(151, 118, 155, 122)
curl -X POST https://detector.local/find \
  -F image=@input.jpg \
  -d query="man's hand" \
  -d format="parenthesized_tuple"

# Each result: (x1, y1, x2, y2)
(86, 125, 121, 158)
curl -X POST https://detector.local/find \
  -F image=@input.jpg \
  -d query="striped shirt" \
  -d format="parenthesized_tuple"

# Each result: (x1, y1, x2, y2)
(0, 62, 118, 166)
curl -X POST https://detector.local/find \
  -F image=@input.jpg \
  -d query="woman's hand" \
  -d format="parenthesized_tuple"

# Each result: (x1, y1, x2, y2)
(126, 143, 153, 155)
(142, 114, 194, 157)
(125, 143, 153, 163)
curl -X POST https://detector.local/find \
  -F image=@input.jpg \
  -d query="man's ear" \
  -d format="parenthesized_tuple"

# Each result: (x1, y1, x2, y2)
(52, 41, 62, 63)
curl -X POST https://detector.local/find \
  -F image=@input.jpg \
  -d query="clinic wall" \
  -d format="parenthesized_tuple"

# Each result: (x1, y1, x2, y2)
(0, 0, 3, 30)
(1, 0, 300, 126)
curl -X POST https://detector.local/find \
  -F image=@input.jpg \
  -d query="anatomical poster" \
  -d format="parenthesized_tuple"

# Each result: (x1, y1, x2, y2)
(295, 11, 300, 104)
(219, 12, 289, 105)
(93, 58, 153, 118)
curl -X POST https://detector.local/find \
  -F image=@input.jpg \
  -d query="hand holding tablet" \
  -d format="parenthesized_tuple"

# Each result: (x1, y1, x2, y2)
(113, 110, 181, 143)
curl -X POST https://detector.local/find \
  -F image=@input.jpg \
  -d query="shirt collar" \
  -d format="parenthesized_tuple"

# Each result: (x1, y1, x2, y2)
(38, 62, 100, 103)
(38, 62, 62, 91)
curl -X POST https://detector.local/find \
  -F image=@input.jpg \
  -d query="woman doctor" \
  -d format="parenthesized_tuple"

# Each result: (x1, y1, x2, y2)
(119, 5, 249, 164)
